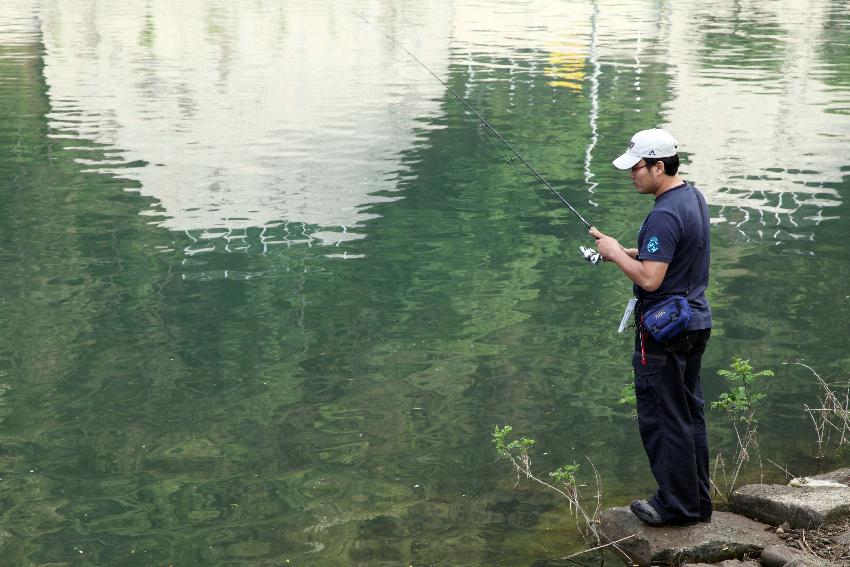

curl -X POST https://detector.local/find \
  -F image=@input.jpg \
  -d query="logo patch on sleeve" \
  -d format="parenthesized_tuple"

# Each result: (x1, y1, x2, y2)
(646, 236, 661, 254)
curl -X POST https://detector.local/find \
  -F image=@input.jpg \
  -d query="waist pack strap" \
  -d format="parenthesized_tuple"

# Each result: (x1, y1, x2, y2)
(686, 188, 707, 296)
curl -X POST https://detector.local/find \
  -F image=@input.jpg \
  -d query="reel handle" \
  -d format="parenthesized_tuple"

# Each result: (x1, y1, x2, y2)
(579, 245, 602, 266)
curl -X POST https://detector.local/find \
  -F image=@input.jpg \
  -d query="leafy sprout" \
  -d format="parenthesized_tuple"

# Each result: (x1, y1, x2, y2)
(618, 383, 637, 419)
(492, 425, 535, 458)
(717, 357, 774, 384)
(491, 424, 602, 545)
(549, 463, 580, 487)
(711, 358, 772, 420)
(710, 358, 773, 499)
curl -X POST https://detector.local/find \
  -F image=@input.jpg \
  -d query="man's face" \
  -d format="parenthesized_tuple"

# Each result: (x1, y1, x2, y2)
(630, 159, 660, 194)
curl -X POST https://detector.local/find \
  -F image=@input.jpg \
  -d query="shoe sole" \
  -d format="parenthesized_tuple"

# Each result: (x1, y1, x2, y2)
(629, 501, 663, 526)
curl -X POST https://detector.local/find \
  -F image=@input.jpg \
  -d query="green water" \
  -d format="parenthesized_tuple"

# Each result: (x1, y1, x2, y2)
(1, 1, 849, 565)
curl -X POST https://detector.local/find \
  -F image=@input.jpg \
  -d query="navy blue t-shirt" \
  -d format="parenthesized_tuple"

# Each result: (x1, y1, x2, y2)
(634, 182, 712, 330)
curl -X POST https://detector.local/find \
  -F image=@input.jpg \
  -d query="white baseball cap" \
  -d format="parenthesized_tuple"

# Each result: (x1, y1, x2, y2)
(612, 128, 678, 170)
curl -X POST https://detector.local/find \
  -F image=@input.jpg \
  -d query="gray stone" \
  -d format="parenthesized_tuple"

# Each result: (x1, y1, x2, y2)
(731, 483, 850, 529)
(683, 562, 758, 567)
(784, 558, 831, 567)
(760, 545, 821, 567)
(812, 468, 850, 486)
(598, 508, 781, 567)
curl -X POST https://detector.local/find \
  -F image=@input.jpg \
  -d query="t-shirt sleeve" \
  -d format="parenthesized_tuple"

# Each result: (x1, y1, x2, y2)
(638, 210, 681, 263)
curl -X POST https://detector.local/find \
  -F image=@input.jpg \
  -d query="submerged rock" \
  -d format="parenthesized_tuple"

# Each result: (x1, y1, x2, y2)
(598, 508, 780, 567)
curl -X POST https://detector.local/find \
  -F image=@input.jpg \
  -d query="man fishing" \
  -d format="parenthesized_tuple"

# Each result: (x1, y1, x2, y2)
(588, 128, 712, 526)
(353, 15, 713, 524)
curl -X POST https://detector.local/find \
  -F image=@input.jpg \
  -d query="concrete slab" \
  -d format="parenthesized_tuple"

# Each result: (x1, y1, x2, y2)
(730, 483, 850, 529)
(598, 508, 781, 567)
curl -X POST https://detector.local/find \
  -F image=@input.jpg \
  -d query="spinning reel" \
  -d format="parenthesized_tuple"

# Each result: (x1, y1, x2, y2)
(579, 246, 602, 266)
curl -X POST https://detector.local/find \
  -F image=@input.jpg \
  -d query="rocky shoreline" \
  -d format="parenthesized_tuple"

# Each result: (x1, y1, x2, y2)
(598, 468, 850, 566)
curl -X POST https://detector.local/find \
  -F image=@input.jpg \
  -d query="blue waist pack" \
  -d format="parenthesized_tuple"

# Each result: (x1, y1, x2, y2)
(642, 296, 691, 342)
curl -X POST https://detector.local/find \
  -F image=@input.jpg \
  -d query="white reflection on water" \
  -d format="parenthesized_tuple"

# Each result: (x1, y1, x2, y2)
(8, 0, 848, 252)
(442, 0, 847, 245)
(35, 1, 451, 247)
(664, 0, 848, 241)
(0, 0, 40, 48)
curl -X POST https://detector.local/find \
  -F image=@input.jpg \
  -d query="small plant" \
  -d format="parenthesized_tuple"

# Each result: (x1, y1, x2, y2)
(492, 424, 535, 473)
(618, 383, 637, 419)
(790, 362, 850, 459)
(549, 463, 581, 486)
(710, 358, 773, 499)
(712, 358, 771, 415)
(492, 425, 602, 543)
(490, 426, 638, 562)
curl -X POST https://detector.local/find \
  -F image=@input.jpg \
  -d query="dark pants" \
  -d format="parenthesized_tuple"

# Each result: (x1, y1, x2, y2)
(633, 328, 712, 523)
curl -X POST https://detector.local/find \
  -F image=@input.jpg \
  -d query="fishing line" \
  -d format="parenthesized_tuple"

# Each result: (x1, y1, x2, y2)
(351, 11, 602, 265)
(476, 121, 578, 237)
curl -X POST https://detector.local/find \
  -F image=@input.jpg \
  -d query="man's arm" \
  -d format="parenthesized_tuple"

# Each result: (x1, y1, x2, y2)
(588, 227, 668, 291)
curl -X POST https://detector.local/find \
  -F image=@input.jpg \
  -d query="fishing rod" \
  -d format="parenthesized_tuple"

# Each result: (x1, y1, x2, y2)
(351, 11, 602, 266)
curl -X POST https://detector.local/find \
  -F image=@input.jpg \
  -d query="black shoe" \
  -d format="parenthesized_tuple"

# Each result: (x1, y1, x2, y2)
(630, 499, 663, 526)
(699, 516, 711, 523)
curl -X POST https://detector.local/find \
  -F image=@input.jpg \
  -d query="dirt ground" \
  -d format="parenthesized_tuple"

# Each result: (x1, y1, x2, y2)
(765, 518, 850, 565)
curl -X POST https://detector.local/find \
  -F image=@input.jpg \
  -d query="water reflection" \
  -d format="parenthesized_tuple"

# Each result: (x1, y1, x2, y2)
(33, 0, 848, 254)
(37, 1, 452, 248)
(0, 1, 39, 48)
(664, 1, 848, 245)
(450, 0, 848, 249)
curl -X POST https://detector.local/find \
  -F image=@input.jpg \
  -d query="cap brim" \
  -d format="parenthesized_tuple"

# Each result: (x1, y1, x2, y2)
(612, 152, 641, 170)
